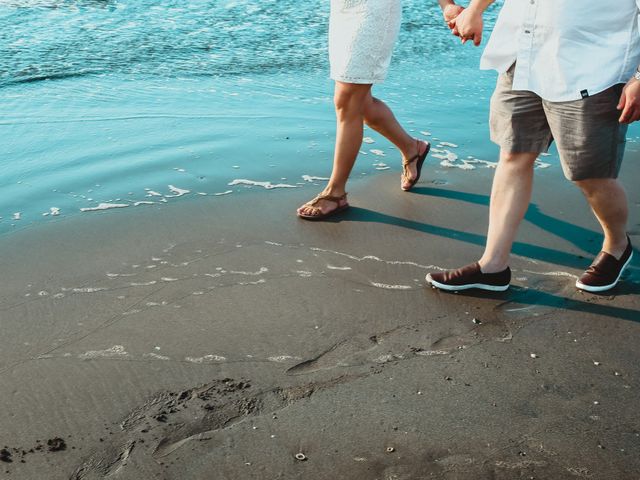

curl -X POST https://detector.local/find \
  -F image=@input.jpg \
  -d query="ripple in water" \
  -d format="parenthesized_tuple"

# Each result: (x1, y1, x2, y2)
(0, 0, 501, 86)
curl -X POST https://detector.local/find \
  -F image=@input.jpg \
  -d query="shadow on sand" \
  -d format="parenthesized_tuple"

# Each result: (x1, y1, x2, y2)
(323, 187, 639, 322)
(432, 285, 640, 324)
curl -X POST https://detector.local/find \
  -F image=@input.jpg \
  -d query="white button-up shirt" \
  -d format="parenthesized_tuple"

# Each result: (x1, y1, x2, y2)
(481, 0, 640, 101)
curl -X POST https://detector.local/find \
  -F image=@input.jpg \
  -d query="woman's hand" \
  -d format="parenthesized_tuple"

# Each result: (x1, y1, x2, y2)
(443, 4, 465, 30)
(451, 7, 484, 46)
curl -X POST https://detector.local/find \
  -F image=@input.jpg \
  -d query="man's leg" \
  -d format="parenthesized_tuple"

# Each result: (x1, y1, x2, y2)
(426, 150, 538, 291)
(573, 177, 632, 292)
(426, 64, 550, 291)
(574, 178, 629, 259)
(545, 84, 632, 291)
(478, 151, 538, 272)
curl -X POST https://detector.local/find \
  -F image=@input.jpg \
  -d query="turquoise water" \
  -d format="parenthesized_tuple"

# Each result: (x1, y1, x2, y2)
(0, 0, 545, 235)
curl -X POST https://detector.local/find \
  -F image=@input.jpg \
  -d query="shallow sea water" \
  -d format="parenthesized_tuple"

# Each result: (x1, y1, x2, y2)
(2, 0, 630, 236)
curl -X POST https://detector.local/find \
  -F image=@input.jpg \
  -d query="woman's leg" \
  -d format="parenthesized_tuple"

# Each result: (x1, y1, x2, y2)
(298, 81, 372, 216)
(363, 93, 429, 189)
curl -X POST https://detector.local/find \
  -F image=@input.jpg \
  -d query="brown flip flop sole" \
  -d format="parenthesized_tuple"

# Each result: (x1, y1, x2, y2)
(297, 203, 350, 221)
(402, 141, 431, 192)
(297, 192, 349, 221)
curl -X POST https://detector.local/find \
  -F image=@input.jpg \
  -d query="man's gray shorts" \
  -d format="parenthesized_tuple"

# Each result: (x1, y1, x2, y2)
(490, 65, 628, 181)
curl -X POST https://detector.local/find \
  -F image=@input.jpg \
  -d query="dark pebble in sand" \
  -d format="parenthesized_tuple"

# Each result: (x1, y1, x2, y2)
(47, 438, 66, 452)
(0, 448, 12, 463)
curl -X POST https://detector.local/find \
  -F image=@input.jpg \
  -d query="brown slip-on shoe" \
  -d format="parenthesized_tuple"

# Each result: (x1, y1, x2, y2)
(576, 237, 633, 293)
(426, 262, 511, 292)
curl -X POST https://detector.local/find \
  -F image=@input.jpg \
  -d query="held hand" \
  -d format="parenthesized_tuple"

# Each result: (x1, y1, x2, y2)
(443, 4, 465, 30)
(618, 77, 640, 124)
(451, 8, 484, 46)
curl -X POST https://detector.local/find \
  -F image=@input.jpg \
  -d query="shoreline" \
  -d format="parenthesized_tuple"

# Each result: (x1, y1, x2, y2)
(0, 144, 638, 479)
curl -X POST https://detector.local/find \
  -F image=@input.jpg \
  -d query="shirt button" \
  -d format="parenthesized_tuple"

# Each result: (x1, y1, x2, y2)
(524, 29, 531, 34)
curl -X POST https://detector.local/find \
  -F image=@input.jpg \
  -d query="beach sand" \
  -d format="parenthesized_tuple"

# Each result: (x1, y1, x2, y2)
(0, 148, 638, 479)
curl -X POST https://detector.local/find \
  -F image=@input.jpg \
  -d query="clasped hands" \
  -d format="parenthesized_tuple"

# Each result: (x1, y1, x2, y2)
(442, 3, 483, 46)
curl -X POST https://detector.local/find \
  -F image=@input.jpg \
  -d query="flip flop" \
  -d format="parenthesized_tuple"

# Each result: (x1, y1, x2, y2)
(401, 140, 431, 192)
(297, 192, 349, 221)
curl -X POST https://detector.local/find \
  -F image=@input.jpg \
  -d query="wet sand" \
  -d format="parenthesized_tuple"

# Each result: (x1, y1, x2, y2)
(0, 150, 639, 479)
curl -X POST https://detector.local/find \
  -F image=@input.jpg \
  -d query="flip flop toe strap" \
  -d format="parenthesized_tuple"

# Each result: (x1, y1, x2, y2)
(402, 140, 422, 179)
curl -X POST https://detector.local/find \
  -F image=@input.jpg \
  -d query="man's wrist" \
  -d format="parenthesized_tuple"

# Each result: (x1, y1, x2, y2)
(467, 0, 494, 15)
(438, 0, 456, 11)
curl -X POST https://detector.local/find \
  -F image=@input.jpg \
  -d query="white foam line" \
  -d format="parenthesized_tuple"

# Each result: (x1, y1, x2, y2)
(229, 267, 269, 276)
(267, 355, 301, 363)
(363, 136, 375, 144)
(439, 141, 458, 148)
(441, 159, 475, 170)
(144, 353, 170, 361)
(134, 201, 156, 206)
(369, 149, 385, 156)
(81, 203, 129, 212)
(535, 159, 551, 169)
(414, 350, 450, 356)
(61, 287, 107, 293)
(228, 179, 297, 189)
(302, 175, 330, 183)
(238, 279, 267, 286)
(309, 247, 447, 271)
(130, 281, 157, 286)
(79, 345, 128, 360)
(214, 190, 233, 196)
(505, 306, 536, 312)
(327, 265, 352, 271)
(522, 269, 578, 279)
(185, 354, 226, 363)
(168, 185, 190, 196)
(370, 282, 413, 290)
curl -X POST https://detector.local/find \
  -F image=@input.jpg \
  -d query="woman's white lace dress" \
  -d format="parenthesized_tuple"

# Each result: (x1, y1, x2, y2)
(329, 0, 402, 84)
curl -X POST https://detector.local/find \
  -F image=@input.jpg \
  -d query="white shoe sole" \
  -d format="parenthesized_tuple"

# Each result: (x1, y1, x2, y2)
(426, 274, 510, 292)
(575, 251, 633, 293)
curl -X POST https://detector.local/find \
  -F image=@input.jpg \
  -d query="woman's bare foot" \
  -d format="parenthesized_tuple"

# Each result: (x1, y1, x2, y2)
(401, 140, 430, 191)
